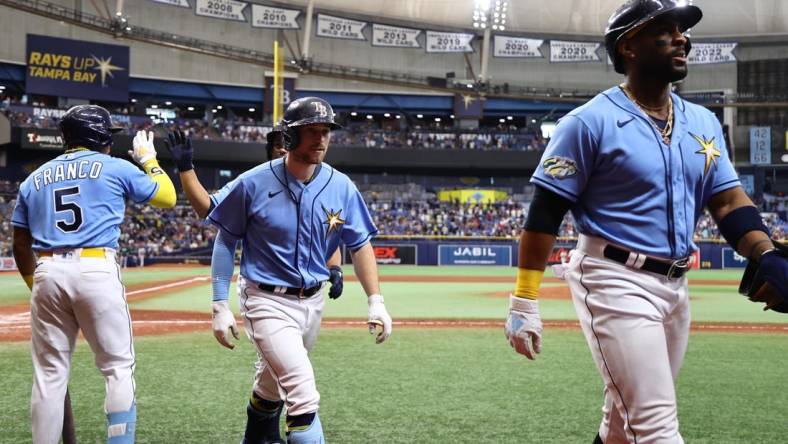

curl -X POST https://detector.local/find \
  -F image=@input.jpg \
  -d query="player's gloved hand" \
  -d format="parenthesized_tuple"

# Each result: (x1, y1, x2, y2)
(752, 249, 788, 312)
(505, 295, 543, 360)
(328, 265, 343, 299)
(367, 294, 392, 344)
(164, 129, 194, 172)
(129, 130, 157, 165)
(212, 300, 239, 349)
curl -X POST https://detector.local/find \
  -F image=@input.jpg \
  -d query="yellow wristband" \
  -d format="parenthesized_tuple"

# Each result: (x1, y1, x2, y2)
(142, 159, 164, 176)
(514, 268, 544, 300)
(22, 274, 34, 291)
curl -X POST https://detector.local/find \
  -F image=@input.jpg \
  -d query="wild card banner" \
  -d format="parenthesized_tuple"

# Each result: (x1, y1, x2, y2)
(688, 43, 737, 64)
(372, 24, 421, 48)
(426, 31, 474, 53)
(26, 34, 130, 102)
(316, 14, 367, 40)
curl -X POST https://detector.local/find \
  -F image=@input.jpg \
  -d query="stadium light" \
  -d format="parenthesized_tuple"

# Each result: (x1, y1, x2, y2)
(366, 114, 373, 120)
(187, 106, 195, 111)
(384, 113, 391, 117)
(499, 118, 505, 123)
(216, 105, 223, 109)
(151, 104, 158, 109)
(211, 109, 217, 113)
(249, 107, 256, 112)
(450, 114, 455, 119)
(130, 98, 137, 103)
(350, 111, 358, 116)
(165, 101, 172, 106)
(507, 115, 513, 120)
(416, 114, 423, 118)
(474, 0, 507, 30)
(395, 115, 401, 119)
(434, 117, 441, 122)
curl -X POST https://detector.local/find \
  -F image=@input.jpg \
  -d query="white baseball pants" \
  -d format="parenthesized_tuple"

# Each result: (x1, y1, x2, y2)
(30, 250, 135, 444)
(237, 276, 324, 417)
(565, 236, 690, 444)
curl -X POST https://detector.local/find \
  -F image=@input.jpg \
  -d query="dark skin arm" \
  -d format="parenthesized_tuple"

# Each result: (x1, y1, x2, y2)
(12, 227, 36, 286)
(518, 231, 559, 271)
(707, 187, 774, 260)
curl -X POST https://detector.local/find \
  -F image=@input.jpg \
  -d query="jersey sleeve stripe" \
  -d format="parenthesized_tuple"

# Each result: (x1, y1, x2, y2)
(208, 216, 243, 240)
(531, 177, 580, 202)
(711, 179, 741, 193)
(11, 218, 29, 228)
(134, 182, 160, 204)
(346, 230, 378, 251)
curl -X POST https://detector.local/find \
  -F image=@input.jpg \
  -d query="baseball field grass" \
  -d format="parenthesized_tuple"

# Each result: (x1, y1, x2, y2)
(0, 265, 786, 443)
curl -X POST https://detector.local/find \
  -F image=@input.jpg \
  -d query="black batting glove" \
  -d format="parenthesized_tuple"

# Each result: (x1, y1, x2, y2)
(328, 265, 344, 300)
(164, 129, 194, 172)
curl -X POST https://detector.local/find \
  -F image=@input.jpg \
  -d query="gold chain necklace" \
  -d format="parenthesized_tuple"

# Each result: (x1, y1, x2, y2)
(620, 83, 673, 145)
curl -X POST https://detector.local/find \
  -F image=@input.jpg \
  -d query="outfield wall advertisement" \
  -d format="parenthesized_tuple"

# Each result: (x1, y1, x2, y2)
(438, 245, 512, 266)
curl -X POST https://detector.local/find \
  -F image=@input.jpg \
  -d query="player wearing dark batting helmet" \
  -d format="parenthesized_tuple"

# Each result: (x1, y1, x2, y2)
(506, 1, 786, 443)
(12, 105, 176, 443)
(207, 96, 392, 444)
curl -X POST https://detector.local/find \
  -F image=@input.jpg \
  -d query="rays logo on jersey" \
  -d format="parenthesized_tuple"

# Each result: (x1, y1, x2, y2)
(690, 133, 721, 175)
(542, 156, 578, 179)
(322, 206, 345, 235)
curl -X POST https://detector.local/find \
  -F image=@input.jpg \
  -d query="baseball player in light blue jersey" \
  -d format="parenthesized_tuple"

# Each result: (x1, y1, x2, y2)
(12, 105, 176, 444)
(208, 97, 392, 444)
(164, 127, 345, 298)
(505, 2, 788, 444)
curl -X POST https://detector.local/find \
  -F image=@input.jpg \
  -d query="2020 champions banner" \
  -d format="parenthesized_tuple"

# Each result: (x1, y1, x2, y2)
(26, 34, 130, 102)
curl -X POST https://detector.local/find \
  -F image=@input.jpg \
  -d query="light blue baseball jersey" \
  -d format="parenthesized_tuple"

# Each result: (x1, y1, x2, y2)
(209, 178, 235, 209)
(208, 157, 377, 288)
(12, 150, 159, 250)
(532, 86, 740, 259)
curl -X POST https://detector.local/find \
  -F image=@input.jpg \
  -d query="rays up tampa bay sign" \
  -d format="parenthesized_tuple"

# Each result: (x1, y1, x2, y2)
(25, 34, 130, 102)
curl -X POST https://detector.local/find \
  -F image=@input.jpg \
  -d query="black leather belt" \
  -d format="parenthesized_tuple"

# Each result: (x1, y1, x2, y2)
(257, 283, 322, 298)
(603, 245, 690, 279)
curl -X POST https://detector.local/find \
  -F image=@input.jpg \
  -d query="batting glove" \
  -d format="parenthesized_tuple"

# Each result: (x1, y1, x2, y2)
(129, 130, 157, 165)
(164, 129, 194, 172)
(328, 265, 344, 299)
(505, 295, 542, 360)
(367, 294, 392, 344)
(212, 300, 239, 350)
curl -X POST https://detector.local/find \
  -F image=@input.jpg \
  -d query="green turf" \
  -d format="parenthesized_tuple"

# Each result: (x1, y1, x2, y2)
(1, 329, 785, 443)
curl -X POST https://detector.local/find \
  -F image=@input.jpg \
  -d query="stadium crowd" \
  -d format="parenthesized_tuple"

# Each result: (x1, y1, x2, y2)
(3, 104, 547, 151)
(2, 179, 787, 260)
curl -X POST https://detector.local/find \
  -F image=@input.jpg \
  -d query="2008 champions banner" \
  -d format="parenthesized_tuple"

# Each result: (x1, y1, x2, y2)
(195, 0, 247, 21)
(26, 34, 130, 102)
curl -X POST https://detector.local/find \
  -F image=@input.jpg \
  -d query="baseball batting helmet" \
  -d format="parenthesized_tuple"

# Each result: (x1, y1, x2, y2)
(265, 125, 284, 160)
(605, 0, 702, 74)
(59, 105, 124, 150)
(281, 97, 341, 150)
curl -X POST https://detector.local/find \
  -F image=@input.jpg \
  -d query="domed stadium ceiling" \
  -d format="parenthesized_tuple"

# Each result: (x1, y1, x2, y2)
(280, 0, 788, 38)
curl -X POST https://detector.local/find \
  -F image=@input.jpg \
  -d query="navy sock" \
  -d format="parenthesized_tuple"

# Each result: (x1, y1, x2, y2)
(244, 393, 283, 443)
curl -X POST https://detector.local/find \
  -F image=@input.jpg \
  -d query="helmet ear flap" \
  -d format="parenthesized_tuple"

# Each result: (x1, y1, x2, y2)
(284, 126, 299, 151)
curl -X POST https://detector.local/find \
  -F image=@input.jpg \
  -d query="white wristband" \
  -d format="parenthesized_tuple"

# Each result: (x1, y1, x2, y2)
(368, 294, 384, 305)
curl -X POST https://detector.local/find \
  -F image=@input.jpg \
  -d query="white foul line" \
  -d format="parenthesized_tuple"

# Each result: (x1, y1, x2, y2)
(126, 276, 210, 296)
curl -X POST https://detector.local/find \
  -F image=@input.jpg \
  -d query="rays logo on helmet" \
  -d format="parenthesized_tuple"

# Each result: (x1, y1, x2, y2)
(542, 156, 578, 179)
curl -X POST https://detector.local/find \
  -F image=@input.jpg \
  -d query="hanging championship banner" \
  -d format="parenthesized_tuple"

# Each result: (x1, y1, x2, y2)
(151, 0, 189, 6)
(426, 31, 474, 53)
(549, 40, 600, 62)
(316, 14, 367, 40)
(688, 43, 737, 64)
(251, 4, 300, 29)
(195, 0, 247, 22)
(372, 24, 420, 48)
(493, 36, 543, 58)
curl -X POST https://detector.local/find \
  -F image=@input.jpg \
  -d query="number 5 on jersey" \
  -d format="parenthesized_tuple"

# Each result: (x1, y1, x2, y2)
(54, 186, 83, 233)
